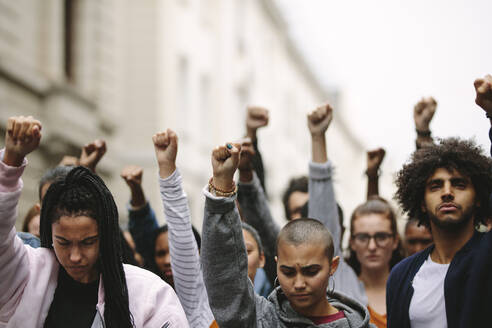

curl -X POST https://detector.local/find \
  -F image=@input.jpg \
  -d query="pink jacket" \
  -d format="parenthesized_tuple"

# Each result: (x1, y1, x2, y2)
(0, 153, 189, 328)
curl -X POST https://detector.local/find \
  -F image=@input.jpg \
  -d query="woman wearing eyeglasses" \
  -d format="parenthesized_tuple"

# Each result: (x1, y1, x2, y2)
(346, 198, 404, 328)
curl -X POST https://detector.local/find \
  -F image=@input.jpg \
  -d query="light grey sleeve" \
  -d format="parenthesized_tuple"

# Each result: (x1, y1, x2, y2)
(201, 187, 261, 328)
(308, 161, 368, 306)
(160, 169, 214, 327)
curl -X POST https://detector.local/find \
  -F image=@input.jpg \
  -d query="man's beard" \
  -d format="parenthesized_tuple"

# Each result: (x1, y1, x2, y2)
(428, 204, 475, 232)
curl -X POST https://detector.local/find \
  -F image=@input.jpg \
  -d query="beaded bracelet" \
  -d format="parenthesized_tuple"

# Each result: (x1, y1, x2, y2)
(208, 177, 237, 197)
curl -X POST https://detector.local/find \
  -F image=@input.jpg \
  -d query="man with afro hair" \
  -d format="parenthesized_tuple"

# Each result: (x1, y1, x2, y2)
(387, 74, 492, 328)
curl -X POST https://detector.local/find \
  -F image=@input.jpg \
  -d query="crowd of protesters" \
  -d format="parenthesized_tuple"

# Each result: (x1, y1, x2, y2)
(1, 74, 492, 327)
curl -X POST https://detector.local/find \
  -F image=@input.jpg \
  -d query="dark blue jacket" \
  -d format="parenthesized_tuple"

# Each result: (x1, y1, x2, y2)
(386, 231, 491, 328)
(387, 128, 492, 328)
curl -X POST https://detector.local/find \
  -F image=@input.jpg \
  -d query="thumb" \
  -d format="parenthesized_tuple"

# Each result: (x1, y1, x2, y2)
(167, 129, 178, 149)
(228, 143, 241, 163)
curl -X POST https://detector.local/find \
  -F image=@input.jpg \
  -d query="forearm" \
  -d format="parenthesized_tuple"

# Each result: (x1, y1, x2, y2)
(201, 189, 256, 328)
(311, 134, 327, 163)
(307, 160, 341, 256)
(129, 186, 146, 208)
(237, 173, 279, 285)
(128, 202, 159, 265)
(0, 150, 30, 312)
(160, 169, 214, 327)
(366, 173, 379, 199)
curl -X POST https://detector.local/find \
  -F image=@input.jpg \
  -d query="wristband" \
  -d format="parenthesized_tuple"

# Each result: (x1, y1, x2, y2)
(416, 129, 431, 137)
(365, 169, 381, 177)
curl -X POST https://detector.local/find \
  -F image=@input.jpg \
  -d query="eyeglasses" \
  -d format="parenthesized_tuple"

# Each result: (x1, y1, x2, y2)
(352, 232, 394, 247)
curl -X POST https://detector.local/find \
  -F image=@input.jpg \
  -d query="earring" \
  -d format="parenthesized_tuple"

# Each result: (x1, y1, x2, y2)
(328, 275, 335, 295)
(274, 276, 279, 288)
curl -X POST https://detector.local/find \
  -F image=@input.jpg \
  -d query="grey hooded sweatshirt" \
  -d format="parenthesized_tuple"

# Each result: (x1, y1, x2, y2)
(237, 161, 367, 306)
(201, 186, 373, 328)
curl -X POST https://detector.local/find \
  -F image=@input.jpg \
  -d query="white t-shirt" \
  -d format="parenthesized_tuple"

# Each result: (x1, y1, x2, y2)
(409, 255, 450, 328)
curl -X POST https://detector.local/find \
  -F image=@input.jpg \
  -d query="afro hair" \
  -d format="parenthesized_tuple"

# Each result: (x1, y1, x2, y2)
(395, 137, 492, 228)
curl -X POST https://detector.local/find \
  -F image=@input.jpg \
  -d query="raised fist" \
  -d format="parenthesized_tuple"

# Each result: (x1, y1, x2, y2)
(211, 143, 241, 192)
(246, 106, 269, 131)
(79, 139, 106, 172)
(120, 165, 143, 189)
(474, 74, 492, 115)
(238, 137, 256, 172)
(4, 116, 42, 166)
(413, 97, 437, 131)
(152, 129, 178, 179)
(307, 104, 333, 136)
(366, 148, 386, 176)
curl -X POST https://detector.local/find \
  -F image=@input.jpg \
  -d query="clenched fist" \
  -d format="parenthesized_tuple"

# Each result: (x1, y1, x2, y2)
(152, 129, 178, 179)
(414, 97, 437, 132)
(366, 148, 386, 177)
(307, 104, 333, 136)
(121, 165, 143, 189)
(80, 139, 106, 173)
(211, 143, 241, 192)
(474, 74, 492, 116)
(246, 106, 269, 132)
(4, 116, 42, 167)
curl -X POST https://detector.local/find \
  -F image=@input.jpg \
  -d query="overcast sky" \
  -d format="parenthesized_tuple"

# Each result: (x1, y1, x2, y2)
(277, 0, 492, 171)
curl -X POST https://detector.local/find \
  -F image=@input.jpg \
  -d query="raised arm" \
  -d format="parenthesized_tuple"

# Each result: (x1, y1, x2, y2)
(413, 97, 437, 149)
(237, 138, 279, 286)
(202, 143, 261, 328)
(306, 104, 341, 252)
(474, 75, 492, 155)
(0, 116, 41, 321)
(306, 106, 367, 305)
(366, 148, 385, 199)
(245, 106, 269, 194)
(121, 165, 159, 266)
(153, 129, 214, 327)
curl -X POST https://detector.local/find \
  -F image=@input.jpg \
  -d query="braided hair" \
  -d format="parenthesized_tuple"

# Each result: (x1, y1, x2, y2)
(40, 166, 134, 328)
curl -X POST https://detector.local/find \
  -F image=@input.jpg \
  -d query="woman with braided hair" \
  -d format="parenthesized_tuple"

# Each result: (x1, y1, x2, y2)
(0, 116, 188, 327)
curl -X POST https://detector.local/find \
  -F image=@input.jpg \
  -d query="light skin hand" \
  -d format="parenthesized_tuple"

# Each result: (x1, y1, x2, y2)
(308, 104, 333, 163)
(79, 139, 106, 173)
(3, 116, 42, 167)
(246, 106, 269, 141)
(413, 97, 437, 131)
(211, 143, 241, 192)
(238, 137, 255, 183)
(474, 74, 492, 118)
(152, 129, 178, 179)
(366, 148, 385, 177)
(120, 165, 145, 208)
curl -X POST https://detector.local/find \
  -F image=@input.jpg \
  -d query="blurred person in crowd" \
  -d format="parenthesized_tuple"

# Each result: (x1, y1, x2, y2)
(0, 116, 188, 327)
(17, 139, 107, 249)
(305, 104, 404, 328)
(403, 218, 433, 256)
(387, 73, 492, 328)
(120, 164, 202, 287)
(202, 141, 373, 327)
(346, 198, 404, 328)
(22, 203, 40, 237)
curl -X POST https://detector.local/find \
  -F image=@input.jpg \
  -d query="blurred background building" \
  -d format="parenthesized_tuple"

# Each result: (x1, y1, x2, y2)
(0, 0, 370, 232)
